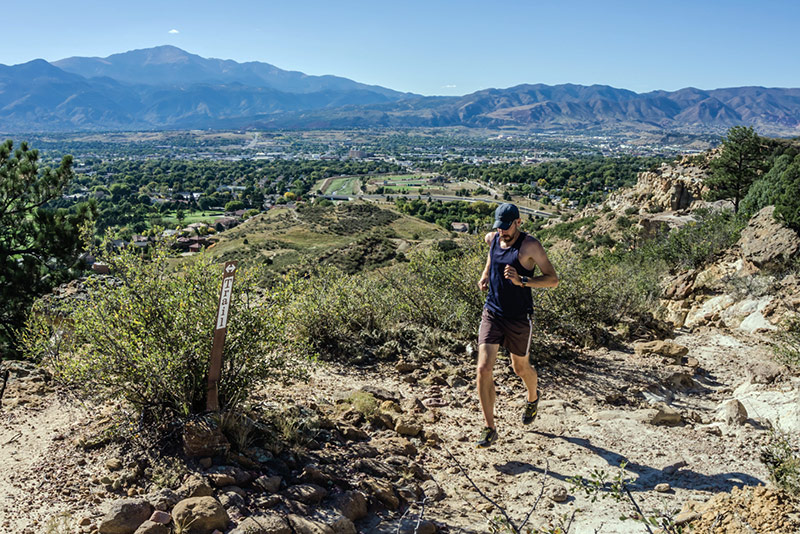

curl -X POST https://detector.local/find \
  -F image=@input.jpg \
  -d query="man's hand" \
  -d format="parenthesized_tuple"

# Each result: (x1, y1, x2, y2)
(504, 265, 522, 286)
(478, 274, 489, 291)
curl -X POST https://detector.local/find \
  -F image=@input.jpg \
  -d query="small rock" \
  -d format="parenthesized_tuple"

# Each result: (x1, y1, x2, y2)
(550, 487, 568, 503)
(98, 499, 152, 534)
(333, 491, 368, 521)
(287, 514, 334, 534)
(447, 375, 468, 388)
(133, 521, 169, 534)
(674, 511, 701, 525)
(354, 458, 399, 479)
(172, 497, 229, 534)
(218, 490, 246, 510)
(747, 360, 784, 384)
(395, 420, 422, 437)
(230, 515, 291, 534)
(662, 461, 687, 476)
(80, 517, 92, 527)
(149, 511, 171, 525)
(147, 489, 179, 512)
(371, 436, 417, 457)
(648, 403, 682, 426)
(399, 519, 436, 534)
(178, 475, 213, 499)
(254, 475, 282, 493)
(341, 426, 370, 441)
(686, 357, 699, 368)
(421, 480, 444, 502)
(699, 423, 724, 436)
(634, 340, 688, 363)
(301, 466, 332, 486)
(395, 361, 418, 373)
(400, 397, 426, 414)
(359, 386, 400, 402)
(363, 478, 400, 510)
(717, 399, 748, 426)
(654, 483, 671, 493)
(106, 459, 123, 472)
(208, 473, 236, 487)
(285, 484, 327, 505)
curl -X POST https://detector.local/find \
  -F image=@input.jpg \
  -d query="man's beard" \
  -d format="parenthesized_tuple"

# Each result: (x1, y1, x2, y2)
(499, 229, 517, 243)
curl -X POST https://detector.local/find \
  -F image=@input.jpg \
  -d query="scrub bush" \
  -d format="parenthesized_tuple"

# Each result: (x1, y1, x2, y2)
(22, 239, 307, 422)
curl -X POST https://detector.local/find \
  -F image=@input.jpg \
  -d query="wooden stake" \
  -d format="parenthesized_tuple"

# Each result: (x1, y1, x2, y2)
(206, 261, 237, 411)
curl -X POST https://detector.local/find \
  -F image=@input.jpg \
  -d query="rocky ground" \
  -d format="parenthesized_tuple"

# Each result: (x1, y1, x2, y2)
(1, 325, 799, 534)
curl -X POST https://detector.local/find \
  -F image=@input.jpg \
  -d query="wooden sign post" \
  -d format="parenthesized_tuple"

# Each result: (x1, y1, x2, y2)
(206, 261, 237, 411)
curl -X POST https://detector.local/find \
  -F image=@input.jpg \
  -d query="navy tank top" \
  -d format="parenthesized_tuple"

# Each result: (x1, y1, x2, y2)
(485, 232, 535, 319)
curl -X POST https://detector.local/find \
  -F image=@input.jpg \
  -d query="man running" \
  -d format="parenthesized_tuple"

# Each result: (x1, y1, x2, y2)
(476, 203, 559, 448)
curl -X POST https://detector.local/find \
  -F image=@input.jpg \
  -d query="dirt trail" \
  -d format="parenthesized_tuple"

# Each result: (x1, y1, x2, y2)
(0, 393, 93, 533)
(307, 328, 792, 533)
(0, 327, 795, 534)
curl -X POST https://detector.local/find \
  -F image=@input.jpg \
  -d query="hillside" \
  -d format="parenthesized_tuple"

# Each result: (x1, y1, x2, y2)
(205, 202, 449, 275)
(2, 159, 799, 533)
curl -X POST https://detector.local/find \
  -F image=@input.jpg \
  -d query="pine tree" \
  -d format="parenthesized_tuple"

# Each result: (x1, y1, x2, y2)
(0, 140, 94, 356)
(707, 126, 768, 213)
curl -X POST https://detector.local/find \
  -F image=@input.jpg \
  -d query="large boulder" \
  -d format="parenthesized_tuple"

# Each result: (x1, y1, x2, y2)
(738, 206, 800, 271)
(172, 497, 229, 534)
(98, 499, 153, 534)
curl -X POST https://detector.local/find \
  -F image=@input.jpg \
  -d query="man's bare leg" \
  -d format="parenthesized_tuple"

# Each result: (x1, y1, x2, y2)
(477, 343, 499, 429)
(510, 353, 538, 402)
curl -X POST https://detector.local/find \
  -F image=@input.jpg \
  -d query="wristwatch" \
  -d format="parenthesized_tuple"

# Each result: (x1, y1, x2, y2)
(520, 275, 529, 286)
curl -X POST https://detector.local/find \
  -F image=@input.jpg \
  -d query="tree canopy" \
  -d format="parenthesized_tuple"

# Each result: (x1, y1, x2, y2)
(0, 140, 93, 356)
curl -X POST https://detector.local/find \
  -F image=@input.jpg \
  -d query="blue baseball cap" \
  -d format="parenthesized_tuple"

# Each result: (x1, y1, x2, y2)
(493, 203, 520, 230)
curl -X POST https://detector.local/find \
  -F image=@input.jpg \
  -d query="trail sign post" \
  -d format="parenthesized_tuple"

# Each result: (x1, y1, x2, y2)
(207, 261, 237, 411)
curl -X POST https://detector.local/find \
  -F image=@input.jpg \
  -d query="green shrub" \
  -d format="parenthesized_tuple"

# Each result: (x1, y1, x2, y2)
(347, 391, 379, 418)
(285, 235, 663, 361)
(538, 216, 598, 243)
(284, 240, 485, 362)
(535, 249, 666, 345)
(22, 239, 308, 422)
(283, 265, 396, 361)
(639, 208, 745, 271)
(775, 315, 800, 369)
(761, 429, 800, 496)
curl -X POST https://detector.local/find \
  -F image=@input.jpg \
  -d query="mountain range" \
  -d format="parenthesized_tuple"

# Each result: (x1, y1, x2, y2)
(1, 45, 799, 135)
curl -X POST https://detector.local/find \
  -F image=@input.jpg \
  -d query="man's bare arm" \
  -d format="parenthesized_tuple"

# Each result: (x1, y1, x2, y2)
(478, 232, 495, 291)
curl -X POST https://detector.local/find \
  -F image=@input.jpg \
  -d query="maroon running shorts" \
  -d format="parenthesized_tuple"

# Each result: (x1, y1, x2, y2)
(478, 307, 533, 357)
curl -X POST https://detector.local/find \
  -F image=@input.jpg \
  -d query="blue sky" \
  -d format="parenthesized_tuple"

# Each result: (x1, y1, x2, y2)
(5, 0, 799, 96)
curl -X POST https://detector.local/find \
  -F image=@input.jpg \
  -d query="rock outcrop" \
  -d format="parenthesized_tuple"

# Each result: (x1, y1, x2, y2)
(738, 205, 800, 271)
(606, 157, 709, 213)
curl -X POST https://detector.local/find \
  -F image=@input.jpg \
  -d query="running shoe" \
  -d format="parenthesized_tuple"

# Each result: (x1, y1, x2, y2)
(522, 391, 540, 425)
(475, 427, 498, 448)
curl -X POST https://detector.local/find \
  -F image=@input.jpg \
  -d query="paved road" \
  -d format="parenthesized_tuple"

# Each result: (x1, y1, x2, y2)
(356, 193, 553, 218)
